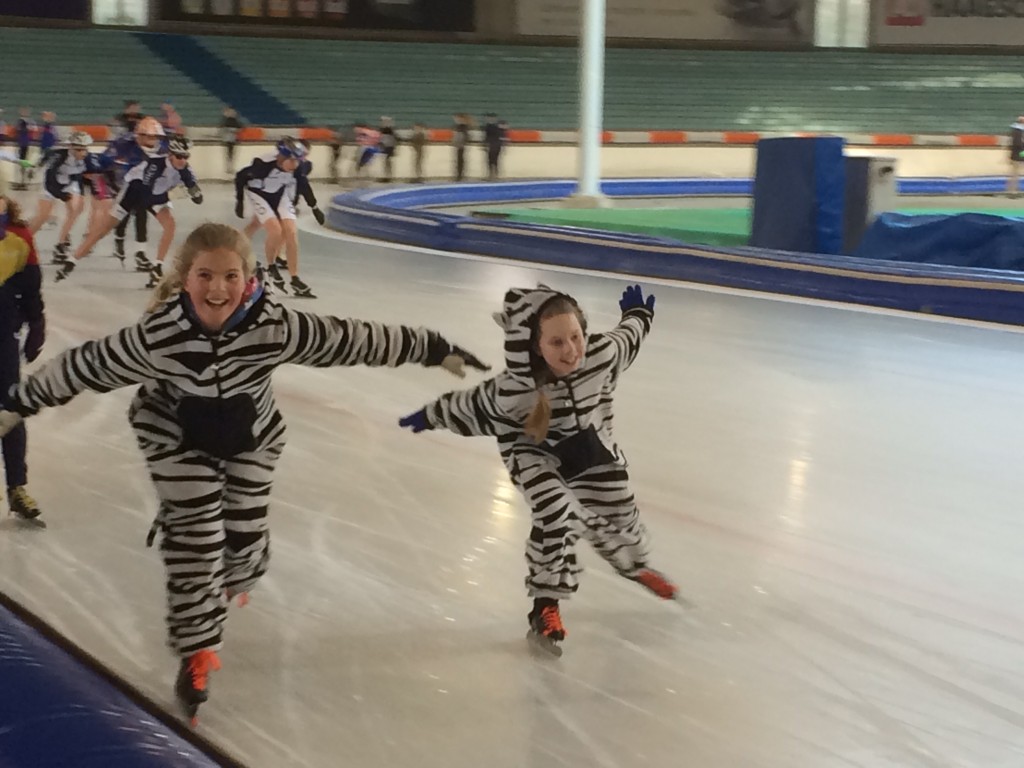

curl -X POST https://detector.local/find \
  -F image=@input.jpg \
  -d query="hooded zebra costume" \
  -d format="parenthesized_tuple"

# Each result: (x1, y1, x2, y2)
(6, 289, 481, 655)
(405, 285, 674, 608)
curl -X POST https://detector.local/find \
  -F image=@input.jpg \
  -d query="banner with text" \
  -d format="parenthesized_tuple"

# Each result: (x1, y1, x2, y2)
(873, 0, 1024, 46)
(516, 0, 813, 42)
(160, 0, 473, 30)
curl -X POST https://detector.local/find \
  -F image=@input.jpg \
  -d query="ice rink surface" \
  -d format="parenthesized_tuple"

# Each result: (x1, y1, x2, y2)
(0, 186, 1022, 767)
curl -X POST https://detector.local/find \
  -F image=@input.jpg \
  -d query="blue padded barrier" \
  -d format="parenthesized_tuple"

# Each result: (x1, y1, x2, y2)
(327, 179, 1024, 326)
(0, 597, 238, 767)
(750, 137, 846, 254)
(854, 212, 1024, 271)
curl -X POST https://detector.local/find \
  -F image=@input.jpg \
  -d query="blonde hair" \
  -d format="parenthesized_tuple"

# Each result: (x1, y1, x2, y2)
(146, 222, 255, 313)
(524, 295, 587, 443)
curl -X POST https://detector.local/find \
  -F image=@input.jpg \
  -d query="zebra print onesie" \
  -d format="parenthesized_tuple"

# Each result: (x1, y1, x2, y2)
(10, 289, 463, 655)
(423, 285, 654, 600)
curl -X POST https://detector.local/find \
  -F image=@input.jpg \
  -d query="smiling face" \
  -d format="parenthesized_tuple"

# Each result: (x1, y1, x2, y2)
(183, 246, 247, 332)
(537, 312, 586, 378)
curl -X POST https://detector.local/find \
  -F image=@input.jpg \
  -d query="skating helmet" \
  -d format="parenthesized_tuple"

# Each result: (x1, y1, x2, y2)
(67, 131, 92, 148)
(276, 137, 308, 159)
(135, 116, 165, 138)
(167, 136, 192, 158)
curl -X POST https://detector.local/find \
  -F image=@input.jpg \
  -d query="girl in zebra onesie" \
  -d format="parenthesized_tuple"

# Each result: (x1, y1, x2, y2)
(0, 222, 488, 722)
(399, 284, 677, 655)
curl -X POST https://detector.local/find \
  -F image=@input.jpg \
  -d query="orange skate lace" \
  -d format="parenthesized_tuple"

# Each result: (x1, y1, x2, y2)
(539, 605, 566, 638)
(188, 649, 222, 692)
(636, 569, 677, 599)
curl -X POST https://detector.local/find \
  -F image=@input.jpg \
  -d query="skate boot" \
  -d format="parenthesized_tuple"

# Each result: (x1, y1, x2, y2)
(175, 649, 221, 727)
(254, 264, 275, 295)
(274, 256, 288, 272)
(134, 250, 153, 273)
(527, 598, 566, 657)
(9, 486, 45, 528)
(631, 566, 678, 601)
(51, 241, 70, 265)
(290, 274, 316, 299)
(112, 236, 126, 266)
(146, 262, 163, 289)
(54, 259, 76, 283)
(266, 262, 289, 294)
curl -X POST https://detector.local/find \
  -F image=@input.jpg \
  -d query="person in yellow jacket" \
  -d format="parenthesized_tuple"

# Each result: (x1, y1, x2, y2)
(0, 196, 46, 525)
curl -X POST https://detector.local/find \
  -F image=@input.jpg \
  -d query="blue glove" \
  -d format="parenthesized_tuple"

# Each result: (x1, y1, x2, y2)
(398, 409, 432, 434)
(619, 284, 655, 314)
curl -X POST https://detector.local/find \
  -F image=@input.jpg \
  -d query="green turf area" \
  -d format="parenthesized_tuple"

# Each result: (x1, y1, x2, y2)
(480, 205, 1024, 247)
(484, 207, 752, 247)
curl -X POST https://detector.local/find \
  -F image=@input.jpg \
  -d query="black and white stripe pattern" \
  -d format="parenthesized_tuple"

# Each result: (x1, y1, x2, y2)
(142, 442, 280, 655)
(14, 293, 443, 654)
(426, 286, 655, 598)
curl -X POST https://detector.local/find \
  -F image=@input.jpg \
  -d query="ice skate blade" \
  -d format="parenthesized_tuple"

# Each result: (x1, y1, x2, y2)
(670, 593, 695, 610)
(13, 516, 46, 529)
(526, 629, 563, 658)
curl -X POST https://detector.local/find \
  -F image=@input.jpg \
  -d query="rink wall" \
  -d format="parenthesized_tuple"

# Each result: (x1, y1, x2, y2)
(0, 595, 240, 767)
(326, 180, 1024, 326)
(4, 128, 1021, 183)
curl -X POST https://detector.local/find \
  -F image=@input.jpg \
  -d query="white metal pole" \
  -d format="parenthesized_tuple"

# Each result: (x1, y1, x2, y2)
(576, 0, 606, 201)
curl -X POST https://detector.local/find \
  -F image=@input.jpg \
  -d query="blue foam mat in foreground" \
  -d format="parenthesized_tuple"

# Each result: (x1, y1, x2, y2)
(0, 597, 234, 767)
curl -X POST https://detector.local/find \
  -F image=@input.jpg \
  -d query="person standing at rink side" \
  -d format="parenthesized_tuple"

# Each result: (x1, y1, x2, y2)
(235, 137, 317, 297)
(483, 113, 507, 181)
(399, 284, 678, 656)
(377, 116, 398, 182)
(220, 106, 244, 176)
(0, 221, 490, 725)
(0, 197, 45, 527)
(410, 122, 427, 183)
(36, 112, 59, 169)
(1008, 115, 1024, 198)
(452, 113, 470, 182)
(13, 108, 33, 190)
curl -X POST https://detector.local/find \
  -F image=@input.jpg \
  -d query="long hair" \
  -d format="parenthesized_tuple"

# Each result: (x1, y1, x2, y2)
(1, 196, 27, 227)
(146, 222, 255, 313)
(524, 294, 587, 443)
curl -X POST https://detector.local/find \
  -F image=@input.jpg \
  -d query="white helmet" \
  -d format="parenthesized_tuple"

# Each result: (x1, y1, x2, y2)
(68, 131, 92, 148)
(167, 136, 192, 158)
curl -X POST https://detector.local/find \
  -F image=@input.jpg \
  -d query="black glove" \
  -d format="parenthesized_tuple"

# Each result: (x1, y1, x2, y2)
(24, 318, 44, 363)
(235, 198, 244, 219)
(398, 409, 432, 434)
(424, 332, 490, 379)
(312, 206, 325, 226)
(188, 186, 203, 205)
(619, 284, 655, 314)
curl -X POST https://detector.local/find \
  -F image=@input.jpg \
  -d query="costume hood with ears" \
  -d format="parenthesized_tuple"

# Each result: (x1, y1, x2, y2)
(492, 284, 585, 380)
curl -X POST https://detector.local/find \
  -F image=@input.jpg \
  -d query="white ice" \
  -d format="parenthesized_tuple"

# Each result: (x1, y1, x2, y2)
(0, 186, 1022, 768)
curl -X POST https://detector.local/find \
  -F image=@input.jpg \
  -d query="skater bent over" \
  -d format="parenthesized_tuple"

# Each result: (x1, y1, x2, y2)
(400, 284, 677, 656)
(0, 222, 489, 723)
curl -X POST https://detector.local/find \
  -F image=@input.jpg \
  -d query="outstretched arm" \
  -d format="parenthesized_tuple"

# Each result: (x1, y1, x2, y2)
(593, 284, 655, 375)
(277, 307, 489, 377)
(6, 322, 160, 420)
(400, 374, 532, 438)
